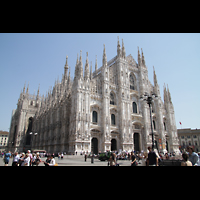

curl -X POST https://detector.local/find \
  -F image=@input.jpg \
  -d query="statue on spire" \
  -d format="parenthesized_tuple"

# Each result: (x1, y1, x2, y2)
(64, 55, 69, 80)
(90, 61, 92, 80)
(26, 82, 29, 94)
(95, 55, 98, 72)
(102, 44, 107, 67)
(141, 48, 145, 66)
(122, 38, 126, 59)
(137, 46, 141, 66)
(153, 66, 158, 86)
(117, 36, 121, 57)
(84, 52, 90, 79)
(79, 50, 83, 78)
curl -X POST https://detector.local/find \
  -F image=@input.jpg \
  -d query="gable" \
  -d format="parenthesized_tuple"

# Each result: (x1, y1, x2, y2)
(126, 54, 137, 67)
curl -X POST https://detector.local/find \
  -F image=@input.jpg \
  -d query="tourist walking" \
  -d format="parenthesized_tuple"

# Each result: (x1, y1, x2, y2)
(4, 151, 11, 166)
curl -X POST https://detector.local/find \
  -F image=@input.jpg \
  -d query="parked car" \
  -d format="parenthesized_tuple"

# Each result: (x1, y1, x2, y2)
(98, 152, 111, 161)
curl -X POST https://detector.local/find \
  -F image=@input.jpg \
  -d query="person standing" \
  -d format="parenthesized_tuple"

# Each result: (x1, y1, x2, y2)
(43, 155, 51, 166)
(47, 155, 56, 166)
(18, 153, 25, 166)
(108, 152, 116, 166)
(31, 153, 36, 166)
(4, 151, 11, 166)
(181, 152, 192, 166)
(21, 153, 30, 166)
(12, 152, 20, 166)
(188, 146, 199, 166)
(27, 150, 33, 166)
(131, 152, 137, 166)
(35, 153, 42, 166)
(147, 147, 158, 166)
(198, 152, 200, 166)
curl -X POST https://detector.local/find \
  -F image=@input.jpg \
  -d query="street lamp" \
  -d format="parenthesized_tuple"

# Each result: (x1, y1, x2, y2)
(29, 131, 38, 149)
(140, 92, 158, 150)
(29, 131, 38, 136)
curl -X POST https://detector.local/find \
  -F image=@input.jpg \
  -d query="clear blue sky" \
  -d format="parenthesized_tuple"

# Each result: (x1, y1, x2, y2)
(0, 33, 200, 132)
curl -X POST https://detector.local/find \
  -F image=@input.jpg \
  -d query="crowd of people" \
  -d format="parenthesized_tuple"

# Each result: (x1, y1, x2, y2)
(2, 150, 57, 166)
(104, 145, 200, 166)
(2, 145, 200, 166)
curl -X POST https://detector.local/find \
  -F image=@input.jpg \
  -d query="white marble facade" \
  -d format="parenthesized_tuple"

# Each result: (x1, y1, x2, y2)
(8, 38, 179, 154)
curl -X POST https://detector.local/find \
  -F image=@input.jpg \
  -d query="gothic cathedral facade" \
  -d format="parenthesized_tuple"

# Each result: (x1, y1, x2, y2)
(8, 39, 180, 154)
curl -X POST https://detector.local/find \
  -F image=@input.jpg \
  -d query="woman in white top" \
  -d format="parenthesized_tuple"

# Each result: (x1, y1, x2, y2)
(12, 152, 20, 166)
(21, 153, 30, 166)
(48, 155, 56, 166)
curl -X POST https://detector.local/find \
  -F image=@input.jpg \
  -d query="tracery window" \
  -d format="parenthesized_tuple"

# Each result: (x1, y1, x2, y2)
(153, 120, 156, 130)
(92, 111, 98, 123)
(111, 114, 116, 125)
(133, 102, 137, 113)
(163, 122, 166, 130)
(152, 103, 154, 113)
(130, 74, 135, 90)
(110, 92, 115, 105)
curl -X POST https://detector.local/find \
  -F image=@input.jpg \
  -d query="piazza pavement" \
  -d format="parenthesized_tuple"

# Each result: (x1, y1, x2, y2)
(0, 155, 143, 166)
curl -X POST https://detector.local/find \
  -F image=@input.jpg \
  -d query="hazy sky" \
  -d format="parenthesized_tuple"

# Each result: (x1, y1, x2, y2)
(0, 33, 199, 132)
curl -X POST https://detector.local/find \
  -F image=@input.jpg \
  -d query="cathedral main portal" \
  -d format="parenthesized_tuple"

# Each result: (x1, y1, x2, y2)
(111, 139, 117, 151)
(134, 133, 140, 152)
(91, 138, 98, 155)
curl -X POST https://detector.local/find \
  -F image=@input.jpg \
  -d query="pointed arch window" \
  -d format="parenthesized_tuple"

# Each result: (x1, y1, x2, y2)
(152, 103, 154, 113)
(110, 92, 115, 105)
(163, 122, 166, 131)
(153, 120, 156, 130)
(111, 114, 116, 125)
(92, 111, 98, 123)
(133, 102, 137, 113)
(130, 74, 135, 90)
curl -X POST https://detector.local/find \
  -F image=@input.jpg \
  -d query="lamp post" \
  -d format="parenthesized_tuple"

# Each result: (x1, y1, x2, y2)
(147, 96, 155, 150)
(140, 92, 157, 150)
(29, 131, 38, 150)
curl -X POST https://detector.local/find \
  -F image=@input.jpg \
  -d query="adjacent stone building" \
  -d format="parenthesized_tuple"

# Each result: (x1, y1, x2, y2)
(178, 128, 200, 152)
(0, 131, 9, 152)
(7, 38, 179, 154)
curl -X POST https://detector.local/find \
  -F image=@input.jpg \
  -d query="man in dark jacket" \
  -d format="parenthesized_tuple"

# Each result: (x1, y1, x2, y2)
(147, 147, 158, 166)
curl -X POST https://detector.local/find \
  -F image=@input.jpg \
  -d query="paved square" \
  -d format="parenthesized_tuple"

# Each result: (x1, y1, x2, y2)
(0, 155, 143, 166)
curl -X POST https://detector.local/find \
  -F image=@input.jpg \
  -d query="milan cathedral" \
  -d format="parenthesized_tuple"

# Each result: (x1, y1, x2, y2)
(8, 38, 180, 154)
